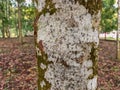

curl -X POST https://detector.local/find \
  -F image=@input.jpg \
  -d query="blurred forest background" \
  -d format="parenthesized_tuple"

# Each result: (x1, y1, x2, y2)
(0, 0, 35, 39)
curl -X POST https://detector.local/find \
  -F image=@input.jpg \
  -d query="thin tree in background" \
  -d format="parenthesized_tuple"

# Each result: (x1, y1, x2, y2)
(1, 0, 5, 38)
(16, 0, 25, 43)
(117, 0, 120, 59)
(5, 0, 10, 38)
(17, 0, 22, 43)
(14, 6, 18, 37)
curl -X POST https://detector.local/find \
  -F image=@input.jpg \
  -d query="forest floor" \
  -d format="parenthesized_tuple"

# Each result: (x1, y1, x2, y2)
(98, 40, 120, 90)
(0, 37, 120, 90)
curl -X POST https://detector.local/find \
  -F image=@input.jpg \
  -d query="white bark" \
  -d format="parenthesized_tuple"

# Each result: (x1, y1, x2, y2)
(36, 0, 101, 90)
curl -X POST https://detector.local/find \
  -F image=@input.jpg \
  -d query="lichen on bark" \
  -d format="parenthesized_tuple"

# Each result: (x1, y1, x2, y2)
(35, 0, 101, 90)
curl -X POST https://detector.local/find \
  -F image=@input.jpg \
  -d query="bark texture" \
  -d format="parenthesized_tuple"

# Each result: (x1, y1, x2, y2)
(35, 0, 101, 90)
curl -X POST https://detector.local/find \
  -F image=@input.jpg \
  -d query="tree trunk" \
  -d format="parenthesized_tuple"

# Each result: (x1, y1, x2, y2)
(117, 0, 120, 60)
(105, 32, 107, 40)
(7, 0, 10, 38)
(35, 0, 101, 90)
(1, 0, 5, 38)
(6, 26, 10, 38)
(18, 2, 23, 43)
(1, 21, 5, 38)
(15, 9, 18, 37)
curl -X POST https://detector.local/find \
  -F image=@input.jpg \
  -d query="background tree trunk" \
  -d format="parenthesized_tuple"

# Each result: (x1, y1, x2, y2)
(117, 0, 120, 60)
(5, 0, 10, 38)
(18, 2, 23, 43)
(1, 0, 5, 38)
(35, 0, 101, 90)
(1, 20, 5, 38)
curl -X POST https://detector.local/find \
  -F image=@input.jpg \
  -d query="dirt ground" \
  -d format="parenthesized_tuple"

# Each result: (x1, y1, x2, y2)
(0, 37, 120, 90)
